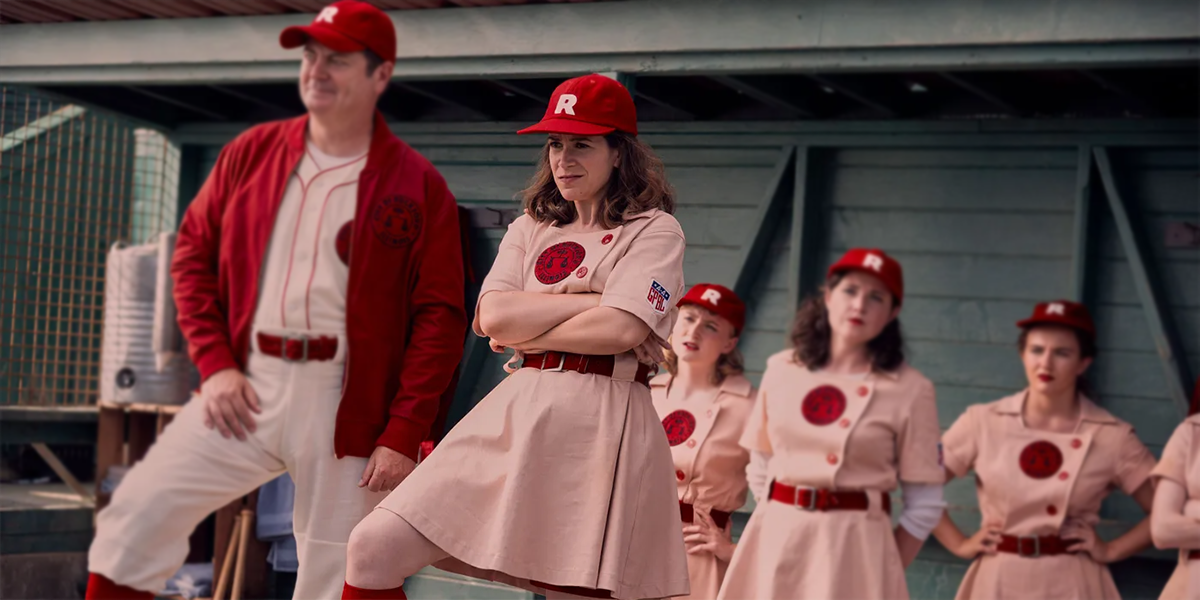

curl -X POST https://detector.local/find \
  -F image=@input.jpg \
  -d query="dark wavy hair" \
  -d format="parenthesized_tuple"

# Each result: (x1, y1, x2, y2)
(520, 132, 675, 228)
(790, 272, 905, 372)
(1018, 326, 1098, 400)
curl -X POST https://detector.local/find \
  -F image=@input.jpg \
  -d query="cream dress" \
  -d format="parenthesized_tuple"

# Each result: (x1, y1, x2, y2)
(378, 209, 691, 600)
(1151, 414, 1200, 600)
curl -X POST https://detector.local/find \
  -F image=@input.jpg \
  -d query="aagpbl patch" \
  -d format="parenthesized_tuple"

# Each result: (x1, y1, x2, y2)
(647, 280, 671, 314)
(1019, 440, 1063, 479)
(662, 410, 697, 447)
(371, 196, 423, 248)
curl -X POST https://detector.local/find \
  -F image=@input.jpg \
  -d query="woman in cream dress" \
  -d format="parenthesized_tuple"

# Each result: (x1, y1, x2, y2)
(650, 283, 754, 600)
(717, 248, 946, 600)
(342, 73, 690, 600)
(933, 300, 1157, 600)
(1150, 378, 1200, 600)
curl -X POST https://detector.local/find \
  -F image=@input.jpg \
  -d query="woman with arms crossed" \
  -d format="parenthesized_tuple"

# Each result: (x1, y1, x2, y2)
(342, 74, 690, 600)
(1149, 379, 1200, 600)
(932, 300, 1157, 599)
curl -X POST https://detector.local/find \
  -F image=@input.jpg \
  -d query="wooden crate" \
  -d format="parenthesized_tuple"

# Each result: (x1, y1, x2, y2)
(95, 401, 270, 598)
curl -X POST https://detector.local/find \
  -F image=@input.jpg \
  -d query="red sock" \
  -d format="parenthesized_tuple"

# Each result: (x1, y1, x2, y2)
(342, 581, 407, 599)
(85, 573, 154, 600)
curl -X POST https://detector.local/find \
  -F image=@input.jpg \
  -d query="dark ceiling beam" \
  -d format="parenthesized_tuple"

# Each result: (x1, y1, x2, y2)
(34, 0, 140, 20)
(123, 86, 230, 121)
(1078, 69, 1159, 116)
(632, 90, 695, 119)
(805, 74, 896, 117)
(207, 85, 294, 116)
(710, 75, 813, 118)
(488, 79, 547, 104)
(391, 82, 492, 120)
(938, 72, 1022, 116)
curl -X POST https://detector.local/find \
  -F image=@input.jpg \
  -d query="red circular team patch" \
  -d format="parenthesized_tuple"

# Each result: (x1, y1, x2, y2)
(801, 385, 847, 426)
(335, 220, 353, 265)
(662, 410, 697, 447)
(535, 242, 586, 285)
(371, 196, 423, 248)
(1019, 441, 1063, 479)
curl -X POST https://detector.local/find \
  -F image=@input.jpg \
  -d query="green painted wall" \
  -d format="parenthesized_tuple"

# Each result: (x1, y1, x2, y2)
(189, 122, 1198, 599)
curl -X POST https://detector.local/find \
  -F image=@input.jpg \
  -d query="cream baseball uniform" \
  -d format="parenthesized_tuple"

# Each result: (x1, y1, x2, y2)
(716, 350, 943, 600)
(375, 209, 691, 600)
(650, 372, 755, 600)
(942, 391, 1157, 600)
(90, 144, 388, 600)
(1151, 414, 1200, 600)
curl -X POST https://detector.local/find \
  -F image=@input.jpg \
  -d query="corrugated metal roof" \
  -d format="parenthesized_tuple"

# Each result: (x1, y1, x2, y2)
(0, 0, 606, 24)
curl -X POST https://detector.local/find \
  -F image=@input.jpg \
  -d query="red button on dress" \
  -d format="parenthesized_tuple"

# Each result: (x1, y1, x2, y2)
(1047, 505, 1057, 516)
(1071, 439, 1082, 449)
(827, 453, 838, 465)
(686, 439, 697, 448)
(676, 470, 685, 481)
(601, 234, 613, 245)
(839, 419, 851, 429)
(1059, 471, 1069, 481)
(857, 386, 869, 397)
(575, 266, 588, 278)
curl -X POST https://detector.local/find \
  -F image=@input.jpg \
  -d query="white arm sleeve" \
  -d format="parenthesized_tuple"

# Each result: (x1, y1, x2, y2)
(898, 481, 946, 541)
(746, 450, 772, 503)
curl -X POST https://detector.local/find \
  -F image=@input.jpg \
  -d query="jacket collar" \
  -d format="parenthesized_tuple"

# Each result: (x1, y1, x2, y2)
(285, 110, 399, 176)
(991, 389, 1118, 424)
(649, 371, 755, 399)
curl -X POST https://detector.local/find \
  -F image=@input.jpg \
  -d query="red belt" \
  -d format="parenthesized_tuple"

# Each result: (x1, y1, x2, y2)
(996, 534, 1072, 557)
(256, 332, 338, 362)
(768, 480, 891, 513)
(1189, 550, 1200, 561)
(522, 351, 654, 387)
(680, 501, 732, 530)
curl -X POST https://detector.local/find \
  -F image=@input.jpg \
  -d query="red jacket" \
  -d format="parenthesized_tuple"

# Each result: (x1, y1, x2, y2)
(171, 112, 466, 462)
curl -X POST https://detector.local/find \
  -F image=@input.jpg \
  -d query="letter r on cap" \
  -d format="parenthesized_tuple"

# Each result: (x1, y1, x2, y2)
(1047, 303, 1065, 315)
(316, 6, 338, 23)
(554, 94, 578, 116)
(700, 288, 722, 306)
(862, 253, 884, 272)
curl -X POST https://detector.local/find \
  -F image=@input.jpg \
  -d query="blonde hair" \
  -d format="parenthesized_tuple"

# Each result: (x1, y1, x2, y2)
(661, 304, 745, 384)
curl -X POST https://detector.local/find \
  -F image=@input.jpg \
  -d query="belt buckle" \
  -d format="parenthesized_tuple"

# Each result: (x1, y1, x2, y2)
(543, 352, 567, 373)
(280, 335, 309, 363)
(1017, 535, 1040, 558)
(794, 486, 818, 511)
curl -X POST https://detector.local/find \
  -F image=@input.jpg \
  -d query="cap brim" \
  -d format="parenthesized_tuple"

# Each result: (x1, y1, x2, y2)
(516, 118, 616, 136)
(1016, 317, 1094, 336)
(280, 25, 365, 53)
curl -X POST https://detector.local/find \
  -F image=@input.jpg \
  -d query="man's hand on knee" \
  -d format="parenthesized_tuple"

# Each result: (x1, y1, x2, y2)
(201, 368, 262, 441)
(359, 446, 417, 492)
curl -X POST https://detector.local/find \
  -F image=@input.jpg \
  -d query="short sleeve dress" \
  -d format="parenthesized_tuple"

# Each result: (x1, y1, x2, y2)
(1150, 414, 1200, 600)
(377, 209, 691, 600)
(716, 350, 943, 600)
(650, 372, 756, 600)
(941, 391, 1158, 600)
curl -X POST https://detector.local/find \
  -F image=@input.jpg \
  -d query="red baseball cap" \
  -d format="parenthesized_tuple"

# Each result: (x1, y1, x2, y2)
(828, 248, 905, 304)
(1017, 300, 1096, 338)
(678, 283, 746, 334)
(280, 1, 396, 63)
(517, 74, 638, 136)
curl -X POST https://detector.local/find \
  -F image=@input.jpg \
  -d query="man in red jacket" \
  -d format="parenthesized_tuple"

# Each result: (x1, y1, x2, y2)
(85, 2, 466, 599)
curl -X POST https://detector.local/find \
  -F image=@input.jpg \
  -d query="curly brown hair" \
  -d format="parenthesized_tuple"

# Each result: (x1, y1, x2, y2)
(520, 132, 675, 228)
(790, 272, 906, 372)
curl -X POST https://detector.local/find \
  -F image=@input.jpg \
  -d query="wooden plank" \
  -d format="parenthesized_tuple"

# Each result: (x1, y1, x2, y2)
(672, 207, 762, 247)
(831, 147, 1078, 169)
(410, 145, 784, 168)
(732, 146, 796, 298)
(94, 404, 125, 512)
(30, 443, 94, 506)
(1094, 146, 1195, 417)
(1096, 258, 1200, 308)
(1096, 214, 1200, 261)
(825, 167, 1075, 212)
(788, 147, 814, 319)
(1095, 305, 1200, 357)
(1070, 145, 1093, 302)
(825, 209, 1074, 257)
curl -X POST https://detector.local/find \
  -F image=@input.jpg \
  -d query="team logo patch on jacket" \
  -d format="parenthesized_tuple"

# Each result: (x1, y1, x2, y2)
(1019, 440, 1063, 479)
(371, 196, 422, 247)
(336, 220, 353, 265)
(801, 385, 846, 426)
(662, 410, 696, 446)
